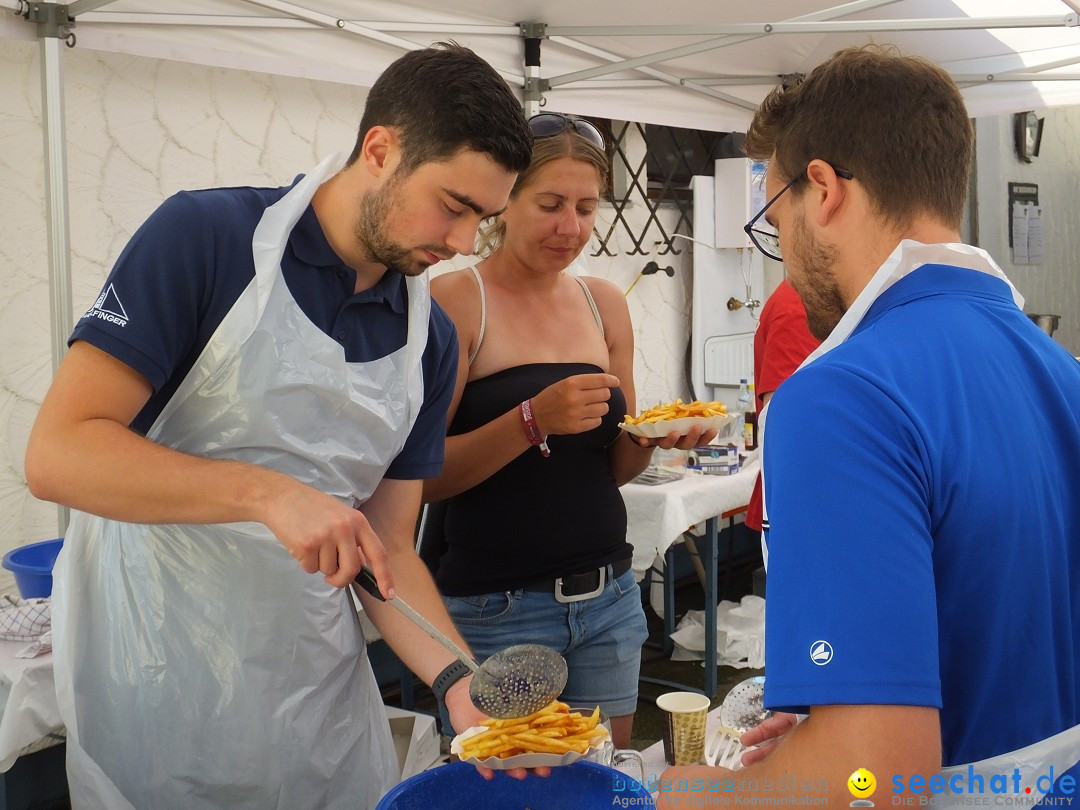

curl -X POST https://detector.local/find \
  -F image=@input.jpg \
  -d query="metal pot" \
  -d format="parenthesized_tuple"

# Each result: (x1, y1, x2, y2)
(569, 707, 645, 783)
(1028, 313, 1060, 337)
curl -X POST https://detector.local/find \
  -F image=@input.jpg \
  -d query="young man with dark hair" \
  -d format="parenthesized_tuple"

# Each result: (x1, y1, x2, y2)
(351, 42, 531, 174)
(26, 43, 532, 808)
(660, 44, 1079, 808)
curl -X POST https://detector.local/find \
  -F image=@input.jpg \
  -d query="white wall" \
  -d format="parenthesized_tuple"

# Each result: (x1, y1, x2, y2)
(974, 108, 1080, 355)
(0, 42, 691, 576)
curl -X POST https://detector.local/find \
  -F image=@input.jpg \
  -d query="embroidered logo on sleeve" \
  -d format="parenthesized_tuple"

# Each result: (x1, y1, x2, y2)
(82, 283, 129, 327)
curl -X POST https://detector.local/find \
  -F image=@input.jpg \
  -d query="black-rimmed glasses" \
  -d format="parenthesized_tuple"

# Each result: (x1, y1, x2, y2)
(527, 113, 607, 151)
(743, 164, 854, 262)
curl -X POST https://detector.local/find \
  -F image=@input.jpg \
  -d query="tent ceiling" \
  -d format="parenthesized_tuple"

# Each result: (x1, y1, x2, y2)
(4, 0, 1080, 130)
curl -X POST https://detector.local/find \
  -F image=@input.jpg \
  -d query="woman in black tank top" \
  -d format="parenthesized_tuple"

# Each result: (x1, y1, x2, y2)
(423, 117, 714, 748)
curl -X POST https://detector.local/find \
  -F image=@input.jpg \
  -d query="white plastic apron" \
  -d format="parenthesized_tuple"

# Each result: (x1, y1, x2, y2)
(758, 242, 1078, 798)
(933, 724, 1080, 807)
(52, 152, 430, 809)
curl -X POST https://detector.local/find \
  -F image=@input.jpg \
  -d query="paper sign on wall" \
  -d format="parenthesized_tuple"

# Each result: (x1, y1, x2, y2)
(1027, 205, 1044, 265)
(1012, 201, 1029, 264)
(1011, 202, 1045, 265)
(1007, 182, 1043, 266)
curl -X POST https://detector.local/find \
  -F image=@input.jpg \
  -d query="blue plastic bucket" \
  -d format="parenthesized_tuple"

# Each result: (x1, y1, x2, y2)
(376, 760, 654, 809)
(2, 538, 64, 598)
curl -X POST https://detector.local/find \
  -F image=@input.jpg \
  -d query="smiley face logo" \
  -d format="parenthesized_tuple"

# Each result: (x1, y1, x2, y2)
(848, 768, 877, 799)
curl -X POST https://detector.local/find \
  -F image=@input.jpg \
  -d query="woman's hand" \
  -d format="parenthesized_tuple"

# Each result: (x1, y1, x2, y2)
(626, 425, 719, 450)
(445, 679, 553, 782)
(529, 373, 620, 436)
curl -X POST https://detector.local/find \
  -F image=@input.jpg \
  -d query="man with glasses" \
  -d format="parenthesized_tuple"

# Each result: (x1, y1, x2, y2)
(659, 45, 1080, 807)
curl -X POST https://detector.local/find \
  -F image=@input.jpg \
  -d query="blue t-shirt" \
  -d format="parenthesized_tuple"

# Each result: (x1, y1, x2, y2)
(70, 181, 458, 480)
(763, 265, 1080, 767)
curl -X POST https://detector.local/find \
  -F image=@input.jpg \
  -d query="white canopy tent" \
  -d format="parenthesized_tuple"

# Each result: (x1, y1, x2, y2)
(4, 0, 1080, 386)
(6, 0, 1080, 357)
(6, 1, 1080, 130)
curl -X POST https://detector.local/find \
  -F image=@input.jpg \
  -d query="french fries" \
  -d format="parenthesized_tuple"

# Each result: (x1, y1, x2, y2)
(623, 398, 727, 425)
(456, 701, 609, 760)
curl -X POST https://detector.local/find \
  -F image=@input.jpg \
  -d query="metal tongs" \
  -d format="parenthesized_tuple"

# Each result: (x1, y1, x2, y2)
(354, 567, 567, 718)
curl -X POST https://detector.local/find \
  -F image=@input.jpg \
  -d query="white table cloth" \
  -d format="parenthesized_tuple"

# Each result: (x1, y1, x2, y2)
(621, 453, 760, 579)
(0, 640, 62, 772)
(620, 455, 761, 698)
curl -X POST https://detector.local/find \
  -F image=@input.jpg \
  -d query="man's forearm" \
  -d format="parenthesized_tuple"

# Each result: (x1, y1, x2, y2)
(658, 705, 941, 808)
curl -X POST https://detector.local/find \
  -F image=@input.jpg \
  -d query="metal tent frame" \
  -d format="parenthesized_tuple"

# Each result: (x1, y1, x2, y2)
(7, 0, 1080, 398)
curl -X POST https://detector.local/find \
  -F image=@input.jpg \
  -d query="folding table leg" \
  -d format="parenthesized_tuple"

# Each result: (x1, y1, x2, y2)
(703, 516, 718, 699)
(638, 544, 705, 696)
(663, 544, 677, 655)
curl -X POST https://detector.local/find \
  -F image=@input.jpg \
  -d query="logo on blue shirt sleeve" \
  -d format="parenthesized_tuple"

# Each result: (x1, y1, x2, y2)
(810, 639, 834, 665)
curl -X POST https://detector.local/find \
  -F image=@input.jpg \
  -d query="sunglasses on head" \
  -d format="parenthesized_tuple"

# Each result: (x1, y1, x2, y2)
(527, 113, 607, 151)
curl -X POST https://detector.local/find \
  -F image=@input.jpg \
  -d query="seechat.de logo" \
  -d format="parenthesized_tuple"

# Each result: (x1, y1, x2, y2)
(810, 640, 834, 666)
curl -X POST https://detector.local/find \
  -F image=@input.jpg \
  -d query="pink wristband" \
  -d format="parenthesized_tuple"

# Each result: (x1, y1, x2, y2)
(518, 399, 551, 457)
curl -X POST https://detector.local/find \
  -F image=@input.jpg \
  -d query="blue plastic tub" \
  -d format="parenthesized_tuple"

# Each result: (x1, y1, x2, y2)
(376, 761, 654, 809)
(2, 538, 64, 598)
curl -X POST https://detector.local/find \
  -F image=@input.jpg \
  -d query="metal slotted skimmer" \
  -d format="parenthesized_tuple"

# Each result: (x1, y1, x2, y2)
(354, 567, 567, 718)
(720, 675, 773, 733)
(707, 676, 775, 769)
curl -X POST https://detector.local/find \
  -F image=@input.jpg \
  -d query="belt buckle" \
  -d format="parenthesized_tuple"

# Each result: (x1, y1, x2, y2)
(554, 567, 606, 604)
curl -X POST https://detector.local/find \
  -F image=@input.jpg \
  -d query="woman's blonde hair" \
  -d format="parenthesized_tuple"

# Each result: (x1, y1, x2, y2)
(476, 127, 609, 257)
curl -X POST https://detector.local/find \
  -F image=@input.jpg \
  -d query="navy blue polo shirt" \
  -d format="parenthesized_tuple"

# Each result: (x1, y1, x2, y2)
(70, 180, 458, 479)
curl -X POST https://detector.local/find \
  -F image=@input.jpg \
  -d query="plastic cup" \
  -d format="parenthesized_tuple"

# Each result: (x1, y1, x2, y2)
(656, 691, 710, 766)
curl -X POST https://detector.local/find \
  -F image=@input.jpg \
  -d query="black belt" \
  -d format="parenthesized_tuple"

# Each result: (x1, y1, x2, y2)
(521, 558, 632, 603)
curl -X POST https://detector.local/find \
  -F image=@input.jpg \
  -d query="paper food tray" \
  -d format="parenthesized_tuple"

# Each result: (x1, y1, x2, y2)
(619, 413, 738, 440)
(450, 724, 608, 770)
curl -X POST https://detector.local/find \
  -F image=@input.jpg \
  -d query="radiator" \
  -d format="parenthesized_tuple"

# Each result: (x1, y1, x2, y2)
(703, 332, 754, 388)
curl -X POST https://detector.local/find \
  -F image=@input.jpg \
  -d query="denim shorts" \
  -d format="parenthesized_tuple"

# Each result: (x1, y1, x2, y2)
(439, 564, 649, 735)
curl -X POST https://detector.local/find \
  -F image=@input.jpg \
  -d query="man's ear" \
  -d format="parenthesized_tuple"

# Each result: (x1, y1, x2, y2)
(806, 159, 846, 227)
(359, 126, 400, 178)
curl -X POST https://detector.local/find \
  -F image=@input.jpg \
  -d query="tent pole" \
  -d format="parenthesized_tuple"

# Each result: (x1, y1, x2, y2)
(40, 38, 72, 379)
(35, 10, 75, 534)
(521, 24, 545, 117)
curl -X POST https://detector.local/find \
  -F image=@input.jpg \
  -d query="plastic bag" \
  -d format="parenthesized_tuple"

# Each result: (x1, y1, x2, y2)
(669, 595, 765, 669)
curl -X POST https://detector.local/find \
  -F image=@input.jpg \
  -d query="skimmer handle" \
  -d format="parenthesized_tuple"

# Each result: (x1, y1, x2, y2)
(353, 567, 481, 675)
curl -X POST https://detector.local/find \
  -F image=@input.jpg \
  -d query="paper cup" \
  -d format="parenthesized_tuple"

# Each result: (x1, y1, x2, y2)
(656, 691, 710, 766)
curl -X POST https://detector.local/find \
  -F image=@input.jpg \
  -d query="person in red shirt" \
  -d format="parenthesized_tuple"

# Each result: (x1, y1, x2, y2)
(744, 278, 821, 534)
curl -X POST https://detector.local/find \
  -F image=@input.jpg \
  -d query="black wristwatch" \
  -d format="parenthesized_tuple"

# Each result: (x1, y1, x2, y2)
(431, 659, 473, 704)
